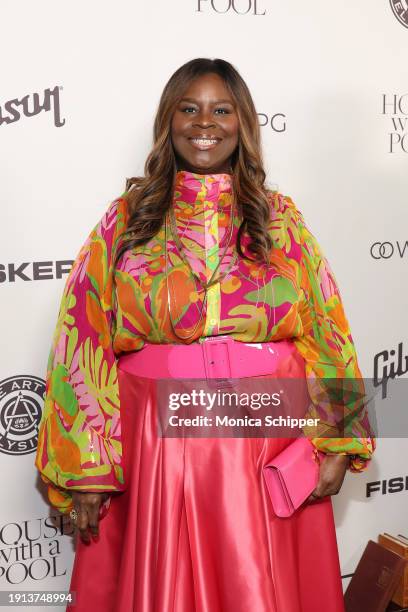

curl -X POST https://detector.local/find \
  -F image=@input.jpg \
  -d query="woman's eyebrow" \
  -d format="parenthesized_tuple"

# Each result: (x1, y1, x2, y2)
(180, 97, 234, 105)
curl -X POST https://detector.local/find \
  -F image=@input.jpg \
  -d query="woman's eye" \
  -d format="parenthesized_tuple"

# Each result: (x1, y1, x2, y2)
(179, 107, 232, 115)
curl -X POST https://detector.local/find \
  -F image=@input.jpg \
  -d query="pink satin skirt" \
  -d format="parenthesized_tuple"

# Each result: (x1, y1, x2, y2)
(67, 342, 345, 612)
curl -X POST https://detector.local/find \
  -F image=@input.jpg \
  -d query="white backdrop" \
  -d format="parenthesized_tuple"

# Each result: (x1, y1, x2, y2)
(1, 1, 408, 609)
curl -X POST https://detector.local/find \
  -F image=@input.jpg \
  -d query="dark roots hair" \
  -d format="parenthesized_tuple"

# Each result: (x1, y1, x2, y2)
(116, 57, 273, 265)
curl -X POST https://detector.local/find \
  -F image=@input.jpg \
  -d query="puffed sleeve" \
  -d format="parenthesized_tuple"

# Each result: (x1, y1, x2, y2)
(35, 196, 128, 513)
(282, 195, 375, 472)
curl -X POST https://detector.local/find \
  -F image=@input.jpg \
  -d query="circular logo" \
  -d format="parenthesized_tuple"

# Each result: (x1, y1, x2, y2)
(390, 0, 408, 28)
(370, 241, 395, 259)
(0, 376, 45, 455)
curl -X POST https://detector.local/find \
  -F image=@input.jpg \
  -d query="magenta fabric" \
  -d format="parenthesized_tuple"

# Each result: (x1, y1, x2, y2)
(117, 337, 305, 379)
(67, 348, 345, 612)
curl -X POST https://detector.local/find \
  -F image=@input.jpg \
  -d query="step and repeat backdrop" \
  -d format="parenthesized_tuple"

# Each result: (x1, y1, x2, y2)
(1, 1, 407, 609)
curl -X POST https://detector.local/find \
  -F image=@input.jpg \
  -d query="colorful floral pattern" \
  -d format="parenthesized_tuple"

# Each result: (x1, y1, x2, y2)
(35, 170, 374, 513)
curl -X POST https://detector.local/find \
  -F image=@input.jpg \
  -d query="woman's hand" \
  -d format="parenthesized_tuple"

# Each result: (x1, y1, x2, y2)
(71, 491, 110, 544)
(307, 454, 350, 502)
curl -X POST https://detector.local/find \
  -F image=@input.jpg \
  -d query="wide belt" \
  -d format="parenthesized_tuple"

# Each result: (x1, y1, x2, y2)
(117, 336, 305, 380)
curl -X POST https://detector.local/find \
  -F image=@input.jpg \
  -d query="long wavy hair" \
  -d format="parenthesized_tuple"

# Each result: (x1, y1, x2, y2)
(116, 58, 273, 265)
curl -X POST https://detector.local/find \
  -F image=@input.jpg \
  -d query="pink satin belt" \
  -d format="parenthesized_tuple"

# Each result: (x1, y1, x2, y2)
(118, 337, 305, 380)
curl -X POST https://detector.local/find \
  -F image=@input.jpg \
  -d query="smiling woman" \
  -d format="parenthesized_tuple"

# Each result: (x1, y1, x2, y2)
(171, 73, 239, 174)
(35, 57, 374, 612)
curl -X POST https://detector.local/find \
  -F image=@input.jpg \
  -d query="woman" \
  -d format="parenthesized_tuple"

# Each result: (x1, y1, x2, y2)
(35, 58, 374, 612)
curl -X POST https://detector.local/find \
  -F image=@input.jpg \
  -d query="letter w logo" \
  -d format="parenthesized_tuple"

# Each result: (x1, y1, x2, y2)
(396, 241, 408, 257)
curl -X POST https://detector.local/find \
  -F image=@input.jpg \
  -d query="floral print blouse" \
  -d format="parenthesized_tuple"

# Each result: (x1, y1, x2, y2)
(35, 170, 375, 513)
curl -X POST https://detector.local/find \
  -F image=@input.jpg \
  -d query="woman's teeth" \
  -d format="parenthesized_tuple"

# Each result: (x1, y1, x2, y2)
(189, 138, 220, 149)
(192, 138, 218, 145)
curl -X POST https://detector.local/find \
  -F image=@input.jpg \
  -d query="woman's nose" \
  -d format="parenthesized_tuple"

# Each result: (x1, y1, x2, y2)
(193, 111, 216, 128)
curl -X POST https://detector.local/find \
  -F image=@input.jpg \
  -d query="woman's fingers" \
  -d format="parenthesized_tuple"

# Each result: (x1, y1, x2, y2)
(307, 490, 321, 503)
(307, 454, 350, 502)
(76, 507, 92, 544)
(71, 492, 106, 544)
(87, 503, 101, 540)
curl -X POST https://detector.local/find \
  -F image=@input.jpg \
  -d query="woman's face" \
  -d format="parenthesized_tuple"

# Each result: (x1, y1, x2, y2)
(171, 72, 239, 175)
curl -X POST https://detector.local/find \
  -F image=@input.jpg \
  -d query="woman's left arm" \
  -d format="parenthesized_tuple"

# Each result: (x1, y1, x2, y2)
(282, 196, 375, 495)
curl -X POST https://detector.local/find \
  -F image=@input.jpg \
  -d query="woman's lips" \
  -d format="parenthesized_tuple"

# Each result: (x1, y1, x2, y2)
(188, 137, 221, 151)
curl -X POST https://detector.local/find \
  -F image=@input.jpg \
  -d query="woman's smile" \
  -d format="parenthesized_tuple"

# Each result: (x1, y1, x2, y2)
(188, 136, 222, 150)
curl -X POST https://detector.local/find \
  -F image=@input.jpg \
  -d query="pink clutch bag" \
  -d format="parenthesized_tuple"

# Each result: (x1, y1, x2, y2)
(263, 438, 324, 517)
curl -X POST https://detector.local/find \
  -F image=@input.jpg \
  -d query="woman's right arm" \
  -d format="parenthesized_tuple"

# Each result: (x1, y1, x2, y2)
(35, 196, 128, 521)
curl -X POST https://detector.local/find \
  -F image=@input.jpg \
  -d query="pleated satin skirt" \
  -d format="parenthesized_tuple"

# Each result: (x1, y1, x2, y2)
(67, 356, 345, 612)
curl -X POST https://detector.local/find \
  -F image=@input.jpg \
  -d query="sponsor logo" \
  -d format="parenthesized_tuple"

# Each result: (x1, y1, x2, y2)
(258, 112, 287, 132)
(366, 476, 408, 497)
(0, 376, 45, 456)
(374, 342, 408, 399)
(370, 241, 408, 259)
(0, 261, 73, 283)
(382, 94, 408, 152)
(0, 514, 72, 584)
(196, 0, 266, 14)
(0, 86, 65, 129)
(389, 0, 408, 28)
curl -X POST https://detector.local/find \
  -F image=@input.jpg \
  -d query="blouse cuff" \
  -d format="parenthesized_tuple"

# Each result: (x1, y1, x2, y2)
(40, 475, 74, 514)
(310, 437, 375, 473)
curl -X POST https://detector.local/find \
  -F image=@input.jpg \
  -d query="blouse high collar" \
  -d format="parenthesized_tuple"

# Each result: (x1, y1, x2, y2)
(174, 170, 233, 206)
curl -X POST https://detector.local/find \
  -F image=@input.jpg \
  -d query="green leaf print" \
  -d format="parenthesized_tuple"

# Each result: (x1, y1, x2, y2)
(51, 364, 79, 417)
(79, 338, 119, 417)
